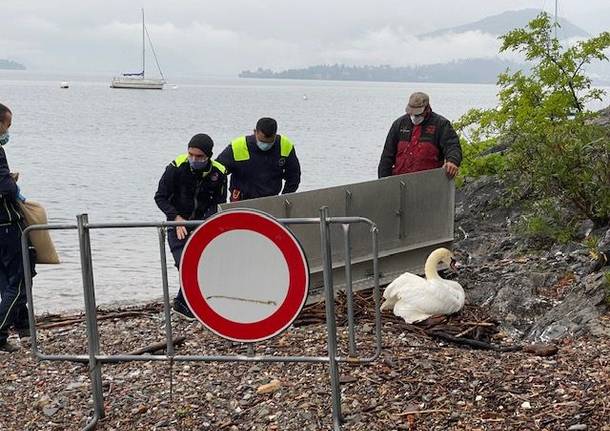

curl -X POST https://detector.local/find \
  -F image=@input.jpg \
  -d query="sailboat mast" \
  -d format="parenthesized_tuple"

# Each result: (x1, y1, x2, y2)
(554, 0, 558, 40)
(142, 8, 145, 76)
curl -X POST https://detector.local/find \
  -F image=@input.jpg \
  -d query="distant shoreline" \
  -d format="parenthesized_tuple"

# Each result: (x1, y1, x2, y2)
(0, 59, 26, 70)
(239, 61, 610, 86)
(238, 60, 521, 85)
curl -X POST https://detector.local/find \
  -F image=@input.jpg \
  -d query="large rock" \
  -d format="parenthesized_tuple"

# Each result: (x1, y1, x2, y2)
(454, 176, 610, 341)
(526, 272, 609, 340)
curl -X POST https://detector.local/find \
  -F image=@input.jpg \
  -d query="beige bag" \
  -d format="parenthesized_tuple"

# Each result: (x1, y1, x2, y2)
(17, 200, 60, 264)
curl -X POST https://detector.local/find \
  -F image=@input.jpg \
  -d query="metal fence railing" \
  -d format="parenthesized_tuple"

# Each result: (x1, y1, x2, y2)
(22, 207, 381, 431)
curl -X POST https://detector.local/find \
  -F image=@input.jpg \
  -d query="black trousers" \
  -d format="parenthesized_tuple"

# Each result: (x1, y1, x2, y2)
(0, 223, 29, 345)
(167, 227, 188, 306)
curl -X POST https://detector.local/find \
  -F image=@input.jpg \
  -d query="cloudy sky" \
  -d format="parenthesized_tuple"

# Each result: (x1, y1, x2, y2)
(1, 0, 609, 77)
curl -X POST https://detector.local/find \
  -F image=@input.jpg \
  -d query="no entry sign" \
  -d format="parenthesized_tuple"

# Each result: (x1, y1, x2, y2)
(180, 209, 309, 342)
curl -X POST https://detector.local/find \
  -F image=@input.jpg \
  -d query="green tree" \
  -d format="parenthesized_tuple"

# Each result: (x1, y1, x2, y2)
(456, 13, 610, 229)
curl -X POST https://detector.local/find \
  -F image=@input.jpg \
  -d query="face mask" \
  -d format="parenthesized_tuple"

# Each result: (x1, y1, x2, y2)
(0, 132, 9, 146)
(189, 158, 209, 170)
(410, 114, 424, 125)
(256, 140, 274, 151)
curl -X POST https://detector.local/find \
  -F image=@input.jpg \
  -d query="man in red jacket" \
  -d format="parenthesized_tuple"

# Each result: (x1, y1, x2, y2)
(378, 92, 462, 179)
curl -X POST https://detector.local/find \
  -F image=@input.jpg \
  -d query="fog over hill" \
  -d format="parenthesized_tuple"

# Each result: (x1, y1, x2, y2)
(240, 9, 609, 85)
(419, 8, 589, 39)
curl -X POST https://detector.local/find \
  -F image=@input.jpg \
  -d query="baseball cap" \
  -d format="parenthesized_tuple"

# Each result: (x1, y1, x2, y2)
(406, 92, 430, 115)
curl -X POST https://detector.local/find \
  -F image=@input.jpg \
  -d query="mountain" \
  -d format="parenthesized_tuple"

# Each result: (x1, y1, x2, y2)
(419, 9, 589, 39)
(239, 58, 526, 84)
(0, 59, 26, 70)
(239, 8, 599, 85)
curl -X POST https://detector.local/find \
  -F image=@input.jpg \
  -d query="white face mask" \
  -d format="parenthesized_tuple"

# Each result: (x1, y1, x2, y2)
(410, 114, 424, 125)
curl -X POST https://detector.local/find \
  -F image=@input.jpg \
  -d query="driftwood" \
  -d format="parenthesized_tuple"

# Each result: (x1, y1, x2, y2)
(425, 330, 522, 352)
(38, 311, 149, 329)
(127, 335, 186, 355)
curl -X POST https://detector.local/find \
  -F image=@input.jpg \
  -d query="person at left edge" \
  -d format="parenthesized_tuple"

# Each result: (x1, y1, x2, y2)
(0, 102, 33, 353)
(154, 133, 227, 320)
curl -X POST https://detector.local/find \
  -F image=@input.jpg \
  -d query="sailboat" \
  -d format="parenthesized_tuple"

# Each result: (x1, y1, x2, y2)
(110, 9, 166, 90)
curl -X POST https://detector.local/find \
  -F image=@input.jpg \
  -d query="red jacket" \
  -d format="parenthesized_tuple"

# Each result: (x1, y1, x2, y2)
(378, 111, 462, 177)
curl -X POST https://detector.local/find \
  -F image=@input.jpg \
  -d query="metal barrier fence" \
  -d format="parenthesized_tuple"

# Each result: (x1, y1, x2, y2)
(22, 208, 381, 431)
(221, 168, 455, 302)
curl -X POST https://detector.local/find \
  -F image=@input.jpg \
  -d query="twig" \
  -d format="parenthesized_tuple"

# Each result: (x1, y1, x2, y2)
(397, 409, 451, 416)
(38, 311, 149, 329)
(459, 322, 496, 327)
(127, 335, 186, 355)
(206, 295, 277, 306)
(454, 326, 477, 338)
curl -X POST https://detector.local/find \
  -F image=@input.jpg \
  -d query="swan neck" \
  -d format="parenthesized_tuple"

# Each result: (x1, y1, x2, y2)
(424, 253, 442, 280)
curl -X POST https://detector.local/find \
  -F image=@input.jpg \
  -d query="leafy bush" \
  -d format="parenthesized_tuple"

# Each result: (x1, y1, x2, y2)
(456, 13, 610, 233)
(515, 198, 578, 244)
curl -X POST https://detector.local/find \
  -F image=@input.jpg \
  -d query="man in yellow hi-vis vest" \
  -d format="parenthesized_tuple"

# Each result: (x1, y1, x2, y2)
(216, 117, 301, 201)
(155, 134, 227, 320)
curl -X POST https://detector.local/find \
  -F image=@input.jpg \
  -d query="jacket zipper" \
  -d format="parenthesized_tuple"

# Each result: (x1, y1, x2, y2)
(190, 179, 202, 220)
(3, 199, 12, 223)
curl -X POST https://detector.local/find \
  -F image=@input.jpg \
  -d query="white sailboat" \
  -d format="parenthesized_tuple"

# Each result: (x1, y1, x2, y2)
(110, 9, 166, 90)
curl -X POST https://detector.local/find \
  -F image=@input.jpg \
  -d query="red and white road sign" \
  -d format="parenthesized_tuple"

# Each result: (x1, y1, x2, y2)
(180, 209, 309, 342)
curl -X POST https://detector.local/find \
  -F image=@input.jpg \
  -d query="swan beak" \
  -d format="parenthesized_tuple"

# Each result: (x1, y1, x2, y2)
(449, 258, 461, 272)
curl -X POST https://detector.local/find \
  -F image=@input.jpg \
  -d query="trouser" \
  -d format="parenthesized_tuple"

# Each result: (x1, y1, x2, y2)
(0, 223, 29, 345)
(167, 227, 188, 306)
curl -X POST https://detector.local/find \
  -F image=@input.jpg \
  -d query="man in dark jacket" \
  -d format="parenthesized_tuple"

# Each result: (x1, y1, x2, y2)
(216, 117, 301, 201)
(378, 92, 462, 179)
(155, 133, 227, 319)
(0, 103, 31, 352)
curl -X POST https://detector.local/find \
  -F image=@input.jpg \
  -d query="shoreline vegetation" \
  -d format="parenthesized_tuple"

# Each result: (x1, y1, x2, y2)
(238, 59, 609, 86)
(0, 59, 26, 70)
(238, 59, 523, 84)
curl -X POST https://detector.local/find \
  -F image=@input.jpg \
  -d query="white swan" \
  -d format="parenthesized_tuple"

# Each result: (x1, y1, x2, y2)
(380, 248, 465, 323)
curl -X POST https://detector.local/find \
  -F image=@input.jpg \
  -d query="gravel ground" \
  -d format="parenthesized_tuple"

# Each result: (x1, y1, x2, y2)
(1, 301, 609, 431)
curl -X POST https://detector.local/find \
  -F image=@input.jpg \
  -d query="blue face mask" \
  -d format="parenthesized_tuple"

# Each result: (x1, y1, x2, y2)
(189, 158, 209, 170)
(0, 132, 9, 146)
(256, 140, 274, 151)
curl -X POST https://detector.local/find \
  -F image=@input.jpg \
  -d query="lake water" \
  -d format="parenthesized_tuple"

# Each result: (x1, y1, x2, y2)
(1, 71, 608, 313)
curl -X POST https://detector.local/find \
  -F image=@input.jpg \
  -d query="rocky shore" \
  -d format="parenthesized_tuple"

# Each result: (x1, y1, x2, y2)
(454, 176, 610, 341)
(1, 176, 609, 430)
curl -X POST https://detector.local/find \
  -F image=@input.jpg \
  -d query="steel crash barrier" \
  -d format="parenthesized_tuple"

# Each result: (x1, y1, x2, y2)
(221, 168, 455, 302)
(22, 208, 381, 431)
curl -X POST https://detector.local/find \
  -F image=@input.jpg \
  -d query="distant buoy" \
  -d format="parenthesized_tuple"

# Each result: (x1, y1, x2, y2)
(172, 85, 178, 90)
(302, 94, 308, 100)
(60, 81, 69, 89)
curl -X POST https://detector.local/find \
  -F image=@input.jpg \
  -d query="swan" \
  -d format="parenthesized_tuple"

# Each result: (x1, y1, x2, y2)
(380, 248, 465, 323)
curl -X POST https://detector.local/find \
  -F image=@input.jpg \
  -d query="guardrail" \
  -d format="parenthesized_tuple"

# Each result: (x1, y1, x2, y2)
(22, 208, 380, 431)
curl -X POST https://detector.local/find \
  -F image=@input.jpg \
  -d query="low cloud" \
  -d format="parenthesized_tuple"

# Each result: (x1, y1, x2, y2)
(1, 0, 608, 76)
(318, 29, 502, 67)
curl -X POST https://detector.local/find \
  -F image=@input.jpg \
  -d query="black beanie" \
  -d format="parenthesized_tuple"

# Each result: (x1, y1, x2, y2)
(188, 133, 214, 157)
